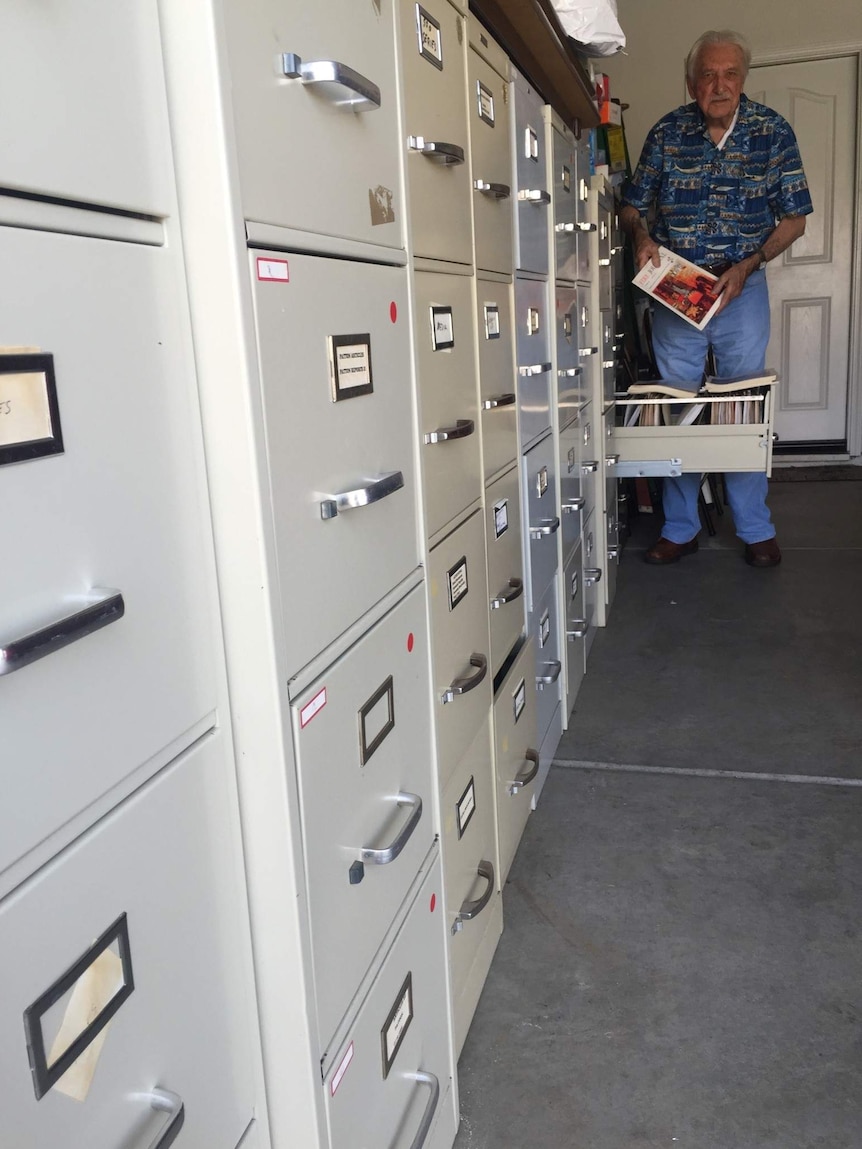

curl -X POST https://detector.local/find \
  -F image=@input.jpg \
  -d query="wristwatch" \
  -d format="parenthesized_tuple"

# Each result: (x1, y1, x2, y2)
(753, 247, 767, 267)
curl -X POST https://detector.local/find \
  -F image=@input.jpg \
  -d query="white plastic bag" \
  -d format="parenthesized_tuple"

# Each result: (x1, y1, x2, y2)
(552, 0, 626, 57)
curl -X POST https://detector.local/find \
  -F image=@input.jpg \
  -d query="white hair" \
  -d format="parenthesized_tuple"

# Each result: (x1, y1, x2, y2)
(686, 30, 752, 84)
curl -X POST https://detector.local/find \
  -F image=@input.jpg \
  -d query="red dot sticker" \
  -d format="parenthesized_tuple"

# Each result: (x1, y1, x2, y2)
(390, 301, 398, 323)
(429, 893, 437, 912)
(407, 632, 414, 652)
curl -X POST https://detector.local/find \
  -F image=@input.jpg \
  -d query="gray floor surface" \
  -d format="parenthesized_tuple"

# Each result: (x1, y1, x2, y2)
(454, 480, 862, 1148)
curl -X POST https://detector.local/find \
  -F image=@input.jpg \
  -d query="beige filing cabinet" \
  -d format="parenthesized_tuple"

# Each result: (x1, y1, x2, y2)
(563, 542, 588, 712)
(484, 464, 526, 676)
(493, 638, 539, 882)
(555, 284, 588, 421)
(476, 273, 519, 482)
(467, 27, 513, 276)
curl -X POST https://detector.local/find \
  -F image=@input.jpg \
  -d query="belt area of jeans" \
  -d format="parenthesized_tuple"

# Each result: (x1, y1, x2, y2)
(703, 258, 734, 277)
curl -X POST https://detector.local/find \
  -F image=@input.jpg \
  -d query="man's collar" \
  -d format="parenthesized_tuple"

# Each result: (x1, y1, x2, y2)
(683, 92, 751, 137)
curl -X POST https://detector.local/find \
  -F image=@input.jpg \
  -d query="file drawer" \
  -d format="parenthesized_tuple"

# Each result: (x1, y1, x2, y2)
(515, 276, 552, 451)
(476, 275, 518, 481)
(522, 433, 560, 612)
(604, 506, 620, 610)
(441, 715, 502, 1054)
(574, 136, 594, 281)
(414, 269, 482, 540)
(0, 227, 218, 880)
(555, 285, 586, 421)
(548, 115, 577, 283)
(0, 736, 254, 1149)
(485, 464, 525, 675)
(400, 0, 472, 264)
(291, 584, 436, 1051)
(225, 0, 402, 248)
(511, 70, 550, 275)
(531, 577, 563, 749)
(0, 3, 173, 214)
(468, 40, 513, 275)
(563, 544, 586, 714)
(251, 251, 418, 676)
(323, 856, 457, 1149)
(601, 307, 616, 408)
(427, 511, 492, 790)
(577, 283, 598, 401)
(582, 511, 601, 657)
(493, 638, 539, 882)
(579, 404, 599, 522)
(559, 416, 584, 567)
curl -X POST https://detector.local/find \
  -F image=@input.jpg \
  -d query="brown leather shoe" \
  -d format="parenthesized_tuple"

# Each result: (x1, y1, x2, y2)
(644, 536, 699, 565)
(744, 538, 781, 567)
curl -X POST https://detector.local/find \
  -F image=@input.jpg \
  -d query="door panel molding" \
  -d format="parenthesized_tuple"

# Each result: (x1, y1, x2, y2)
(781, 297, 831, 411)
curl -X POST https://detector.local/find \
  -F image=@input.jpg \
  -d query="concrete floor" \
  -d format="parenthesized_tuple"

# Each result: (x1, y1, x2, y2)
(455, 480, 862, 1148)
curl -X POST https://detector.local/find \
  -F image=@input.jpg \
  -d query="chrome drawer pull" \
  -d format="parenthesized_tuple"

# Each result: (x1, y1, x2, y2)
(281, 55, 381, 111)
(576, 221, 597, 232)
(408, 137, 465, 165)
(145, 1089, 185, 1149)
(453, 860, 495, 930)
(482, 392, 516, 410)
(397, 1070, 441, 1149)
(474, 179, 511, 199)
(579, 346, 599, 356)
(518, 362, 552, 377)
(536, 661, 562, 689)
(518, 188, 551, 205)
(584, 567, 603, 586)
(442, 653, 487, 704)
(602, 359, 615, 369)
(319, 470, 404, 519)
(0, 588, 124, 676)
(555, 222, 575, 233)
(581, 460, 599, 474)
(562, 498, 585, 515)
(490, 577, 523, 609)
(558, 367, 582, 378)
(509, 749, 539, 795)
(358, 793, 422, 865)
(606, 454, 620, 466)
(608, 546, 620, 561)
(599, 258, 612, 267)
(567, 619, 588, 641)
(530, 517, 560, 540)
(424, 419, 474, 445)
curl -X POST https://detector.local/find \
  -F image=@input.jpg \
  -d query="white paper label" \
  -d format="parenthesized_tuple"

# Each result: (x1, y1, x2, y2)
(562, 165, 571, 193)
(536, 466, 549, 498)
(416, 5, 442, 67)
(447, 557, 469, 610)
(456, 777, 476, 838)
(0, 371, 52, 447)
(571, 570, 579, 599)
(477, 82, 495, 125)
(540, 610, 550, 647)
(330, 334, 373, 400)
(513, 678, 526, 722)
(257, 257, 289, 281)
(300, 687, 327, 728)
(567, 447, 576, 473)
(494, 499, 509, 538)
(484, 304, 500, 340)
(382, 975, 414, 1076)
(528, 308, 540, 335)
(330, 1041, 354, 1097)
(525, 126, 539, 161)
(431, 306, 455, 350)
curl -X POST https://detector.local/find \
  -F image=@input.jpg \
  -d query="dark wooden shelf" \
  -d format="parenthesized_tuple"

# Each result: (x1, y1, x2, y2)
(469, 0, 599, 131)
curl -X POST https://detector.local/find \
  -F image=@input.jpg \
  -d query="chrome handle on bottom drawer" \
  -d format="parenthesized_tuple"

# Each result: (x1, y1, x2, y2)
(319, 470, 404, 519)
(0, 588, 124, 676)
(536, 661, 562, 690)
(358, 793, 423, 866)
(567, 619, 588, 641)
(509, 749, 539, 795)
(398, 1070, 440, 1149)
(442, 653, 487, 704)
(518, 189, 551, 205)
(558, 367, 582, 378)
(482, 392, 516, 410)
(474, 179, 511, 199)
(562, 498, 585, 515)
(605, 453, 621, 466)
(453, 860, 495, 932)
(581, 460, 598, 474)
(584, 568, 603, 586)
(145, 1089, 185, 1149)
(579, 347, 598, 357)
(490, 578, 524, 609)
(576, 221, 597, 232)
(555, 222, 575, 233)
(608, 546, 620, 561)
(280, 55, 382, 111)
(408, 137, 465, 165)
(519, 362, 552, 378)
(424, 419, 474, 444)
(530, 517, 560, 540)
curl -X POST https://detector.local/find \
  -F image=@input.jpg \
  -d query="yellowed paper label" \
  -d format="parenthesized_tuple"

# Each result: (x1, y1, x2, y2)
(47, 948, 124, 1102)
(0, 371, 53, 447)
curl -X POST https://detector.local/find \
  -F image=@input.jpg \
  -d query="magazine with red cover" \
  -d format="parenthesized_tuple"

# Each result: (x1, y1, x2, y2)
(633, 246, 723, 330)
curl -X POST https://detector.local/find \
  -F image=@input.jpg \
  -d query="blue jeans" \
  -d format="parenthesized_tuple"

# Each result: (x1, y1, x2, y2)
(650, 268, 775, 545)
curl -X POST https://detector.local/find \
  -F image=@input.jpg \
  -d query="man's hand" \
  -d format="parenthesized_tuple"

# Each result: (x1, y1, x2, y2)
(713, 255, 759, 313)
(620, 205, 661, 270)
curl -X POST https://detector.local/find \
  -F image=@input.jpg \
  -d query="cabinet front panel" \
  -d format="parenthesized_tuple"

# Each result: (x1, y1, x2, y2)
(559, 415, 584, 566)
(511, 75, 550, 276)
(476, 278, 518, 481)
(551, 126, 577, 282)
(563, 544, 586, 712)
(484, 465, 525, 674)
(493, 638, 538, 882)
(514, 276, 552, 451)
(555, 285, 587, 420)
(531, 575, 562, 747)
(468, 49, 513, 275)
(522, 434, 559, 612)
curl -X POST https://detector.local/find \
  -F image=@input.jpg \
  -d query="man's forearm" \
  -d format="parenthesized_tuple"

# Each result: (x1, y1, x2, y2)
(620, 205, 650, 241)
(757, 215, 807, 264)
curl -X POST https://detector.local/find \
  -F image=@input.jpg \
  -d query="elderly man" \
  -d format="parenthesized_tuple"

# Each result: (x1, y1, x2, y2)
(621, 30, 813, 568)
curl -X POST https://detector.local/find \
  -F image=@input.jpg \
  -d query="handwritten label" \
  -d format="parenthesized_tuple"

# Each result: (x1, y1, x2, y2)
(477, 82, 495, 126)
(0, 371, 52, 447)
(416, 5, 442, 68)
(431, 306, 454, 351)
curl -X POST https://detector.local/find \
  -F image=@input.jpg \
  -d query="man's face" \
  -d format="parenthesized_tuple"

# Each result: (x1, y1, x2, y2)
(688, 43, 746, 125)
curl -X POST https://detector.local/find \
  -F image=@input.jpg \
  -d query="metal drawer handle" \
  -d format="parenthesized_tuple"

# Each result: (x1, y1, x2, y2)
(567, 619, 588, 641)
(606, 453, 620, 466)
(518, 189, 551, 205)
(579, 346, 599, 356)
(608, 547, 620, 561)
(490, 578, 523, 610)
(281, 55, 381, 111)
(530, 517, 560, 540)
(558, 367, 582, 378)
(536, 661, 562, 689)
(358, 793, 422, 866)
(509, 749, 539, 795)
(555, 222, 575, 233)
(0, 588, 124, 676)
(454, 860, 495, 928)
(581, 460, 598, 474)
(584, 567, 603, 586)
(397, 1070, 440, 1149)
(442, 653, 487, 704)
(408, 136, 465, 165)
(519, 362, 552, 377)
(145, 1089, 185, 1149)
(319, 470, 404, 519)
(576, 221, 597, 232)
(474, 179, 511, 199)
(599, 258, 612, 267)
(482, 392, 516, 410)
(424, 419, 474, 445)
(562, 498, 585, 515)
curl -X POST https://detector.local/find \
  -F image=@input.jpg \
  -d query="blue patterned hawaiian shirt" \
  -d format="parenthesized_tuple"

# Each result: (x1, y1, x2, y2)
(622, 94, 813, 265)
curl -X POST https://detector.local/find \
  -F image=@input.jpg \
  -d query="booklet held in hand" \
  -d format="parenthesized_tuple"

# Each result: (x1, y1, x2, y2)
(633, 247, 723, 331)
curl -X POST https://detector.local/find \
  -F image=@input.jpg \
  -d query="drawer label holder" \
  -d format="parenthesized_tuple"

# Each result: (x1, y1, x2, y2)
(0, 353, 64, 467)
(456, 776, 477, 839)
(359, 675, 395, 765)
(447, 556, 469, 610)
(381, 972, 414, 1078)
(416, 5, 443, 69)
(329, 333, 373, 401)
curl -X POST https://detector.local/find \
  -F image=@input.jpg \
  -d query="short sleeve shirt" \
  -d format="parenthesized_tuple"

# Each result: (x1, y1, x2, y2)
(622, 93, 813, 265)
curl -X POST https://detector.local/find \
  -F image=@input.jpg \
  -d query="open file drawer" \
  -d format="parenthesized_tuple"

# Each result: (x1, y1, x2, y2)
(612, 390, 776, 478)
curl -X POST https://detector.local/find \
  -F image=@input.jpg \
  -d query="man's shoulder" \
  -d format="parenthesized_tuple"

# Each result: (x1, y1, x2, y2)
(738, 94, 794, 135)
(651, 102, 700, 133)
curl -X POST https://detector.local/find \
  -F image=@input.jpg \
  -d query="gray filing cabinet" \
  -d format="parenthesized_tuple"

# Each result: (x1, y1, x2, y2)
(514, 275, 553, 452)
(493, 638, 539, 882)
(467, 31, 513, 276)
(510, 67, 550, 276)
(484, 464, 526, 675)
(475, 274, 518, 482)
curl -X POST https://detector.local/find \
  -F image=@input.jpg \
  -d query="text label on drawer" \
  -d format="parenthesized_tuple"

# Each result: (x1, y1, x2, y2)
(571, 570, 579, 600)
(381, 972, 414, 1078)
(562, 165, 571, 193)
(477, 81, 495, 126)
(494, 498, 509, 538)
(513, 677, 526, 723)
(456, 776, 477, 838)
(359, 675, 395, 766)
(328, 333, 373, 401)
(416, 5, 443, 69)
(431, 306, 455, 351)
(540, 609, 550, 647)
(536, 466, 548, 498)
(0, 353, 63, 467)
(447, 556, 469, 610)
(484, 304, 501, 340)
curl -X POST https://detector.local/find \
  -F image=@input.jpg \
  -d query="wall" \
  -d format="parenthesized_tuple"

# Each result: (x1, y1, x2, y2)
(602, 0, 862, 160)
